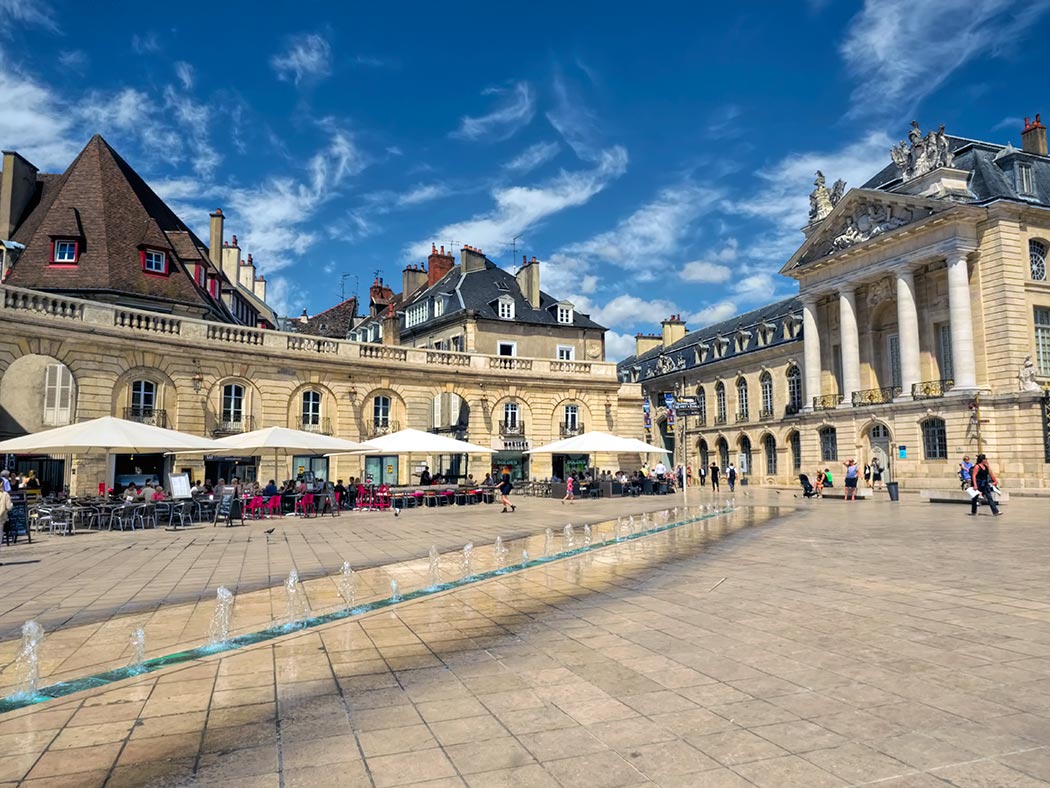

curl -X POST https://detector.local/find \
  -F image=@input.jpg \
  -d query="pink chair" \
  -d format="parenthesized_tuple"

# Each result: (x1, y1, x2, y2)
(354, 485, 372, 511)
(295, 493, 315, 517)
(243, 495, 265, 519)
(375, 484, 391, 511)
(265, 495, 283, 518)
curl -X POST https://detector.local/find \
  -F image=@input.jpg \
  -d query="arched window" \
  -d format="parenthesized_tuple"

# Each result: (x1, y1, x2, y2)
(717, 437, 729, 468)
(373, 395, 391, 427)
(789, 431, 801, 471)
(696, 386, 707, 425)
(698, 438, 709, 467)
(736, 378, 749, 421)
(922, 417, 948, 459)
(786, 366, 803, 413)
(740, 435, 752, 474)
(715, 382, 726, 424)
(764, 434, 777, 475)
(760, 372, 773, 418)
(503, 401, 520, 431)
(819, 426, 838, 462)
(1031, 240, 1047, 281)
(221, 383, 244, 426)
(301, 390, 322, 427)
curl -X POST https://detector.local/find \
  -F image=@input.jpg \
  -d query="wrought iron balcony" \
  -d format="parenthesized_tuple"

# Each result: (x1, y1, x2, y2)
(691, 416, 707, 428)
(812, 394, 844, 410)
(297, 417, 333, 435)
(560, 422, 584, 437)
(124, 407, 167, 427)
(714, 415, 728, 426)
(213, 415, 254, 436)
(784, 403, 802, 417)
(759, 407, 774, 420)
(912, 379, 954, 399)
(735, 411, 750, 423)
(366, 419, 399, 438)
(851, 386, 901, 407)
(499, 420, 525, 436)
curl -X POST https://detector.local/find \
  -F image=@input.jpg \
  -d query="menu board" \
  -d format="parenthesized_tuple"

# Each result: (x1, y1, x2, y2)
(168, 473, 192, 500)
(5, 492, 30, 543)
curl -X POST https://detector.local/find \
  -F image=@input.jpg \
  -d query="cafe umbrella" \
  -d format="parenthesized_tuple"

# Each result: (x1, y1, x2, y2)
(202, 426, 378, 483)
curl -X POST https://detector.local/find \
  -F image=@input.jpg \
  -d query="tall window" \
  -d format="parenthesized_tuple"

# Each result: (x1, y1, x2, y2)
(498, 298, 515, 320)
(302, 391, 321, 426)
(937, 324, 954, 381)
(715, 382, 726, 423)
(1036, 307, 1050, 376)
(43, 363, 75, 426)
(790, 431, 801, 471)
(696, 386, 707, 424)
(131, 380, 156, 414)
(760, 371, 773, 417)
(922, 418, 948, 460)
(221, 384, 244, 424)
(698, 438, 709, 467)
(564, 404, 579, 430)
(717, 437, 729, 468)
(764, 434, 777, 475)
(739, 435, 752, 474)
(503, 402, 519, 428)
(736, 378, 749, 420)
(1033, 240, 1048, 282)
(888, 335, 902, 388)
(819, 426, 838, 462)
(373, 395, 391, 426)
(787, 365, 802, 412)
(557, 305, 573, 324)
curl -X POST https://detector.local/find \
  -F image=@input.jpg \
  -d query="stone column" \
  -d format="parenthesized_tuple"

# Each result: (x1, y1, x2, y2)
(838, 287, 861, 404)
(801, 296, 822, 408)
(896, 269, 921, 397)
(946, 250, 978, 389)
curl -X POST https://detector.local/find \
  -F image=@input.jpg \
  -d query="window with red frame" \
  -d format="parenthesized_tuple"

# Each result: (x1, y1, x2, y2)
(142, 249, 168, 274)
(51, 240, 79, 264)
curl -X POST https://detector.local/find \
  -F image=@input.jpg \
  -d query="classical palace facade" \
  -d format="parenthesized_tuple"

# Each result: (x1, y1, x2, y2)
(619, 119, 1050, 491)
(0, 136, 642, 493)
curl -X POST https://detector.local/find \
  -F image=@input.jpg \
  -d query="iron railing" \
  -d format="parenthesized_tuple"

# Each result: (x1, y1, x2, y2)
(912, 379, 954, 399)
(297, 417, 333, 435)
(784, 402, 802, 416)
(366, 420, 399, 438)
(714, 414, 728, 426)
(213, 415, 254, 435)
(124, 407, 167, 428)
(812, 394, 844, 410)
(499, 420, 525, 436)
(760, 407, 774, 420)
(851, 386, 901, 407)
(560, 422, 584, 437)
(735, 411, 750, 423)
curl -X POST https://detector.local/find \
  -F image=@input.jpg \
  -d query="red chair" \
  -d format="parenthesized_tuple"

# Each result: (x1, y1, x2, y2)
(265, 495, 283, 518)
(375, 484, 391, 511)
(243, 495, 265, 519)
(354, 485, 372, 511)
(295, 493, 315, 517)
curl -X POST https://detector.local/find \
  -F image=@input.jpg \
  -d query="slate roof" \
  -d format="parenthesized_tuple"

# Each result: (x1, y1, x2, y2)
(617, 297, 802, 383)
(287, 297, 359, 338)
(6, 135, 234, 319)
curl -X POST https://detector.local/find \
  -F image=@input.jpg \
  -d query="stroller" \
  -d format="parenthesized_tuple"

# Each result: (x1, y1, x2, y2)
(798, 474, 818, 498)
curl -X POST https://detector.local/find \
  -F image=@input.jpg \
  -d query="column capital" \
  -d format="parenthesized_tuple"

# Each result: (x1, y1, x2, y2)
(895, 267, 916, 284)
(946, 244, 977, 263)
(837, 284, 857, 298)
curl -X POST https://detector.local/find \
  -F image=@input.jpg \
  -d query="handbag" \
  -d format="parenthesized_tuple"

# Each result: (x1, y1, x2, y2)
(965, 487, 979, 499)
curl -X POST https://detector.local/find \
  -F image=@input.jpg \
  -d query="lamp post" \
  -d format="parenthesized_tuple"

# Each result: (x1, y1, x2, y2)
(676, 377, 687, 509)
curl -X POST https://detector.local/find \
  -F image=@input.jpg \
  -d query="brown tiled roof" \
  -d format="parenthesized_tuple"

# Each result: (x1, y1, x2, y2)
(7, 135, 227, 316)
(291, 297, 358, 338)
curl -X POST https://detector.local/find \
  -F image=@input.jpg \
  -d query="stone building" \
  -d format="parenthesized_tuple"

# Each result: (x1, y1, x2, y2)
(0, 136, 641, 493)
(619, 119, 1050, 491)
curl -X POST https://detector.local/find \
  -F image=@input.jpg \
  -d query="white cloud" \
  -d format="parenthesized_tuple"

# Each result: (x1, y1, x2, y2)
(688, 301, 738, 326)
(451, 82, 535, 141)
(131, 32, 159, 54)
(0, 55, 79, 169)
(397, 183, 443, 206)
(840, 0, 1050, 117)
(504, 141, 560, 173)
(174, 61, 194, 90)
(545, 72, 603, 161)
(57, 50, 87, 70)
(265, 275, 305, 316)
(407, 146, 628, 258)
(680, 261, 731, 284)
(271, 33, 332, 85)
(706, 105, 741, 139)
(0, 0, 56, 32)
(604, 331, 637, 362)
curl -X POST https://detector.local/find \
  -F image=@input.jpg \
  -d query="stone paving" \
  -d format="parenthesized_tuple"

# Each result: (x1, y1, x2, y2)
(1, 491, 1049, 786)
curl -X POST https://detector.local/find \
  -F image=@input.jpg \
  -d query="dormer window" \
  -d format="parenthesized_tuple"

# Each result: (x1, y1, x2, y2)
(497, 296, 515, 320)
(557, 305, 573, 324)
(51, 240, 79, 265)
(434, 296, 446, 317)
(406, 302, 428, 328)
(1019, 163, 1036, 196)
(142, 249, 168, 275)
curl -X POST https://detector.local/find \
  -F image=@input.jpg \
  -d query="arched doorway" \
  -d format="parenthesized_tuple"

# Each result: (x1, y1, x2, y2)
(716, 437, 729, 469)
(867, 422, 892, 482)
(697, 438, 709, 468)
(738, 435, 753, 475)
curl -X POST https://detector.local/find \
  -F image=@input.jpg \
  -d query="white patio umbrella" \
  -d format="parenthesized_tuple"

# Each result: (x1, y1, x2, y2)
(0, 416, 225, 489)
(342, 427, 494, 455)
(525, 431, 670, 456)
(203, 426, 378, 483)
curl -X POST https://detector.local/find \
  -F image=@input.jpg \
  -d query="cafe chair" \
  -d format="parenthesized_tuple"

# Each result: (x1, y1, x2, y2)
(295, 493, 316, 517)
(374, 485, 391, 511)
(132, 503, 158, 530)
(243, 495, 266, 520)
(109, 502, 137, 531)
(265, 495, 283, 518)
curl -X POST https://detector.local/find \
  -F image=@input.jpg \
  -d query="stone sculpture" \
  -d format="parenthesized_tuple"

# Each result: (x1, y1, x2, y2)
(1018, 354, 1041, 392)
(808, 171, 846, 223)
(829, 201, 915, 251)
(890, 122, 954, 182)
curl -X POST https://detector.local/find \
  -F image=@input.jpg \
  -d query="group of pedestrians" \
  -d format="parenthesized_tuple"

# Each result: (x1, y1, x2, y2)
(680, 462, 737, 492)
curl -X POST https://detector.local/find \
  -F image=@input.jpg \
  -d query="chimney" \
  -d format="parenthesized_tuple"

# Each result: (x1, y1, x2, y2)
(461, 245, 487, 274)
(1022, 114, 1048, 156)
(661, 313, 687, 347)
(381, 307, 400, 346)
(208, 209, 224, 268)
(635, 333, 662, 357)
(299, 308, 309, 324)
(402, 263, 428, 295)
(427, 244, 455, 286)
(254, 272, 267, 303)
(0, 151, 39, 240)
(515, 255, 541, 309)
(220, 242, 240, 283)
(238, 253, 255, 290)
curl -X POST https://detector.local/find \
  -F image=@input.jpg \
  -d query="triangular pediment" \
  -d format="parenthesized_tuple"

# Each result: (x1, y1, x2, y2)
(780, 189, 950, 274)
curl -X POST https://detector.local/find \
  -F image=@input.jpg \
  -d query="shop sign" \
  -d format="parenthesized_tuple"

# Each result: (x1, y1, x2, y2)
(502, 439, 529, 451)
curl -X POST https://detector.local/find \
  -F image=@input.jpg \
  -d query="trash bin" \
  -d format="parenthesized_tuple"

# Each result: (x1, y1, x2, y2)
(886, 481, 900, 501)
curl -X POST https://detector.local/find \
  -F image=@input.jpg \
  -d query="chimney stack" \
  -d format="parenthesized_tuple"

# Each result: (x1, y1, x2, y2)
(461, 245, 487, 274)
(1022, 115, 1048, 156)
(427, 244, 455, 286)
(661, 314, 687, 348)
(0, 151, 39, 240)
(254, 273, 267, 303)
(208, 209, 224, 268)
(402, 263, 428, 296)
(381, 306, 400, 346)
(635, 333, 662, 357)
(515, 255, 541, 309)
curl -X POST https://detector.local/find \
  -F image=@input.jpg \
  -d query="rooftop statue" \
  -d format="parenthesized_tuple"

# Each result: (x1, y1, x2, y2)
(808, 171, 846, 223)
(890, 121, 954, 182)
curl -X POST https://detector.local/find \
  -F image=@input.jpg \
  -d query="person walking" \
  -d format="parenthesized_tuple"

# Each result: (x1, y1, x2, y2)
(698, 464, 707, 487)
(863, 462, 872, 489)
(843, 459, 859, 501)
(499, 470, 516, 513)
(726, 463, 737, 492)
(709, 462, 720, 492)
(969, 454, 1001, 517)
(870, 458, 883, 491)
(562, 474, 574, 505)
(686, 465, 693, 487)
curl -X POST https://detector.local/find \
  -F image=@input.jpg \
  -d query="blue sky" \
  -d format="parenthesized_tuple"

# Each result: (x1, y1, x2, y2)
(1, 0, 1048, 359)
